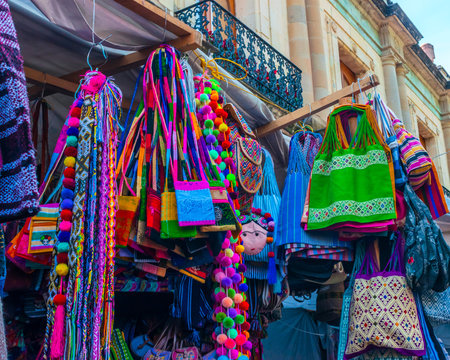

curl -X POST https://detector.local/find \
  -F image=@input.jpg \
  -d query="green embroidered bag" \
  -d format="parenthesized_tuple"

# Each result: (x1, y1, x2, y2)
(307, 104, 396, 230)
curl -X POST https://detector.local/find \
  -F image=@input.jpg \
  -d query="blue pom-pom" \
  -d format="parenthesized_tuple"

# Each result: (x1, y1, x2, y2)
(239, 283, 248, 292)
(67, 127, 79, 137)
(75, 99, 83, 107)
(58, 231, 70, 243)
(61, 188, 74, 200)
(61, 199, 73, 210)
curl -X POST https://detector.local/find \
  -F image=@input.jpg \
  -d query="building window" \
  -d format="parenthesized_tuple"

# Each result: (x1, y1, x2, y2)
(340, 61, 356, 87)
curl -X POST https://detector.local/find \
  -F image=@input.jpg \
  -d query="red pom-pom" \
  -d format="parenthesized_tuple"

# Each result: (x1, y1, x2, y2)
(60, 209, 72, 221)
(268, 225, 275, 232)
(63, 178, 75, 190)
(210, 101, 218, 111)
(63, 167, 76, 179)
(64, 146, 77, 158)
(222, 140, 231, 150)
(264, 212, 271, 219)
(254, 208, 262, 215)
(268, 251, 275, 258)
(239, 301, 249, 311)
(69, 107, 81, 118)
(241, 321, 251, 331)
(53, 294, 66, 306)
(57, 253, 68, 264)
(235, 334, 246, 346)
(225, 338, 236, 350)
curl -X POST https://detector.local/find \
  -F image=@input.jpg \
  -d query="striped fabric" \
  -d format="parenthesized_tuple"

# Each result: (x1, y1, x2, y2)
(285, 243, 354, 262)
(392, 119, 432, 190)
(0, 0, 39, 222)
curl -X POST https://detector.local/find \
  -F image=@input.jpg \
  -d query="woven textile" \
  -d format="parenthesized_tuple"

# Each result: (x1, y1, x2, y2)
(345, 238, 425, 359)
(0, 0, 39, 222)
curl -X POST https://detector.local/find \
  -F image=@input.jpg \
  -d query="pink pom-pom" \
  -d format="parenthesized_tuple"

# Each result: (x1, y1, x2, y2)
(224, 158, 234, 166)
(234, 294, 243, 304)
(231, 254, 240, 264)
(225, 267, 235, 277)
(216, 347, 227, 356)
(221, 257, 232, 267)
(68, 117, 80, 128)
(217, 334, 228, 345)
(225, 338, 236, 349)
(216, 253, 225, 262)
(226, 231, 232, 238)
(212, 332, 217, 341)
(229, 349, 239, 359)
(215, 272, 226, 283)
(59, 221, 72, 232)
(223, 179, 230, 188)
(222, 297, 234, 308)
(201, 105, 212, 115)
(222, 238, 230, 249)
(50, 304, 65, 358)
(268, 221, 275, 227)
(216, 292, 226, 303)
(243, 341, 252, 351)
(213, 268, 222, 276)
(235, 334, 246, 346)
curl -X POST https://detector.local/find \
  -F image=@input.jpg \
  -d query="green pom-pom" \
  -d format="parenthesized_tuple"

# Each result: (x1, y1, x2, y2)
(230, 237, 238, 244)
(203, 128, 212, 136)
(216, 87, 222, 93)
(204, 119, 214, 129)
(215, 287, 225, 295)
(66, 136, 78, 147)
(57, 242, 69, 253)
(221, 151, 228, 159)
(235, 210, 240, 217)
(213, 129, 220, 136)
(211, 79, 220, 85)
(235, 314, 245, 325)
(213, 140, 219, 147)
(227, 288, 236, 298)
(227, 329, 238, 339)
(200, 94, 209, 102)
(223, 317, 235, 329)
(219, 162, 227, 171)
(210, 150, 219, 160)
(216, 312, 226, 323)
(204, 87, 212, 94)
(226, 173, 236, 182)
(232, 180, 237, 187)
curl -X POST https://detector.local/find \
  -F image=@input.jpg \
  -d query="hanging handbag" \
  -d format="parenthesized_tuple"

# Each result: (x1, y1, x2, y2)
(28, 203, 59, 253)
(420, 288, 450, 326)
(403, 183, 450, 292)
(392, 118, 432, 190)
(224, 103, 263, 214)
(344, 235, 425, 359)
(308, 104, 396, 230)
(111, 329, 134, 360)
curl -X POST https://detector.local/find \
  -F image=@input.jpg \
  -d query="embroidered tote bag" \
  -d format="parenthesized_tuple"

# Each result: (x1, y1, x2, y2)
(28, 204, 59, 254)
(307, 104, 396, 230)
(345, 236, 425, 359)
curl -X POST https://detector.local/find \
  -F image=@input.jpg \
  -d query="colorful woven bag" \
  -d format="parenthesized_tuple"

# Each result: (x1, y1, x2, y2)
(392, 118, 432, 190)
(344, 235, 425, 359)
(307, 104, 396, 230)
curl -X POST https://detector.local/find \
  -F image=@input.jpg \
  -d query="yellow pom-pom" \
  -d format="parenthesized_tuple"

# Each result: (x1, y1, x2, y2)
(266, 237, 274, 244)
(64, 156, 76, 168)
(219, 123, 228, 133)
(225, 248, 234, 258)
(235, 245, 245, 254)
(56, 263, 69, 276)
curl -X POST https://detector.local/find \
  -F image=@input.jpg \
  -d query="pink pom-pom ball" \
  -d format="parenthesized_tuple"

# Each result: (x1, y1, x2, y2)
(68, 117, 80, 128)
(216, 253, 225, 262)
(226, 231, 232, 238)
(223, 179, 231, 188)
(217, 334, 228, 345)
(59, 221, 72, 232)
(230, 349, 239, 360)
(224, 157, 234, 166)
(243, 341, 252, 351)
(235, 334, 246, 346)
(216, 292, 226, 303)
(212, 333, 217, 341)
(231, 254, 240, 264)
(215, 272, 226, 283)
(221, 257, 232, 267)
(222, 238, 230, 249)
(268, 221, 275, 227)
(201, 105, 212, 115)
(216, 348, 227, 356)
(234, 294, 243, 304)
(222, 297, 234, 308)
(226, 267, 236, 277)
(213, 268, 222, 276)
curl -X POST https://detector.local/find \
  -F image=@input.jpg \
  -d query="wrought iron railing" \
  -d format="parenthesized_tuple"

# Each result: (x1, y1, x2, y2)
(176, 0, 303, 112)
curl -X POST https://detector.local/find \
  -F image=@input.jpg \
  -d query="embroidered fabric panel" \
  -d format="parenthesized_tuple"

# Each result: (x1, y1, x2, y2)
(312, 150, 387, 176)
(239, 137, 262, 165)
(345, 274, 425, 357)
(308, 198, 395, 224)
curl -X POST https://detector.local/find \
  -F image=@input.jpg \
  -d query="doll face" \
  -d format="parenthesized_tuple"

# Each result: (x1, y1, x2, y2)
(241, 221, 267, 255)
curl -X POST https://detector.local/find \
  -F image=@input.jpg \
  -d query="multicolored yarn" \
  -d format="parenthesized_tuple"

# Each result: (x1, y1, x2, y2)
(46, 71, 122, 360)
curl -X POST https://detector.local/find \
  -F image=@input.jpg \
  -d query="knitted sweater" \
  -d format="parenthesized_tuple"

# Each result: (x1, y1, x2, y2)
(0, 0, 39, 222)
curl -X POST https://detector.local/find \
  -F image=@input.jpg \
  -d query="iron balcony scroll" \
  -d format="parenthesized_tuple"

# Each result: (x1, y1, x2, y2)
(176, 0, 303, 112)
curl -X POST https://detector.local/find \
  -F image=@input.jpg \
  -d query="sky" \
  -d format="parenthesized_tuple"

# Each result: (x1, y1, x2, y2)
(395, 0, 450, 72)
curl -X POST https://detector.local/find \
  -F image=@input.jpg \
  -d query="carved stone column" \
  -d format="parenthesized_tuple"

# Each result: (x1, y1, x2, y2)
(381, 53, 402, 119)
(396, 63, 413, 130)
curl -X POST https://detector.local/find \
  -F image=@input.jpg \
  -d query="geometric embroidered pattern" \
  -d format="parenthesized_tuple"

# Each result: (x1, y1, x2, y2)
(312, 150, 387, 176)
(345, 274, 425, 356)
(308, 197, 395, 223)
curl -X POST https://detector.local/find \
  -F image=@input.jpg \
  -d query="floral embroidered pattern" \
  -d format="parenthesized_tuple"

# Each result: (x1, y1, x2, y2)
(308, 198, 395, 223)
(312, 150, 387, 176)
(345, 274, 425, 356)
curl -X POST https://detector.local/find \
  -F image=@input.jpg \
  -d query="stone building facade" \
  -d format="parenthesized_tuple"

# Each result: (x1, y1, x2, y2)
(161, 0, 450, 188)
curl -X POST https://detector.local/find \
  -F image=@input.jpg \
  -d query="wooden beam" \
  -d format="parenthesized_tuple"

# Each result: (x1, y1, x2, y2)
(27, 31, 202, 97)
(255, 75, 380, 138)
(114, 0, 193, 37)
(24, 66, 135, 110)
